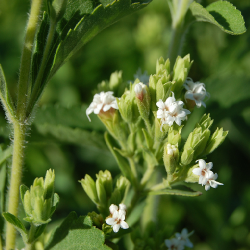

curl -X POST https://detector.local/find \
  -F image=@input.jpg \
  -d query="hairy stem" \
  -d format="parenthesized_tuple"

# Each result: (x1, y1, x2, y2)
(6, 122, 27, 250)
(26, 19, 57, 118)
(16, 0, 44, 121)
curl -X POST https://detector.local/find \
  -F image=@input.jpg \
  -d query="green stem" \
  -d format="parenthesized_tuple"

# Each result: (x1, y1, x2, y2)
(26, 19, 57, 118)
(16, 0, 44, 121)
(141, 167, 155, 186)
(6, 122, 27, 250)
(128, 157, 139, 189)
(167, 25, 185, 70)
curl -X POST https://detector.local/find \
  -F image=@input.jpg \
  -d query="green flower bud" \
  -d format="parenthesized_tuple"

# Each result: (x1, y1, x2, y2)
(88, 212, 103, 228)
(168, 124, 182, 146)
(96, 170, 113, 199)
(196, 113, 213, 130)
(80, 174, 99, 204)
(115, 176, 130, 200)
(204, 127, 228, 155)
(96, 178, 107, 206)
(44, 169, 55, 200)
(172, 54, 193, 97)
(134, 82, 151, 120)
(47, 0, 67, 22)
(21, 169, 58, 225)
(163, 143, 179, 175)
(180, 147, 194, 166)
(156, 57, 170, 76)
(109, 71, 123, 90)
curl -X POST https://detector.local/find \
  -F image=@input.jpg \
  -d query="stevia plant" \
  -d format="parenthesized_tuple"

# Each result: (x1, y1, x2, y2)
(0, 0, 246, 250)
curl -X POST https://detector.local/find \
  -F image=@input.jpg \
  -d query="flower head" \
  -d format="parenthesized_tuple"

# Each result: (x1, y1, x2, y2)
(192, 159, 223, 191)
(86, 91, 118, 121)
(106, 203, 129, 233)
(156, 93, 191, 131)
(165, 228, 193, 250)
(184, 77, 210, 108)
(192, 159, 213, 184)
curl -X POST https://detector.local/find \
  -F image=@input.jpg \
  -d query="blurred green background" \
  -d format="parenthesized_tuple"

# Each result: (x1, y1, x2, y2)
(0, 0, 250, 249)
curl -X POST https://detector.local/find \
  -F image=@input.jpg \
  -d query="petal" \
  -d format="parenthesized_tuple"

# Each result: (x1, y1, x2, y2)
(119, 203, 127, 211)
(106, 218, 115, 226)
(120, 221, 129, 229)
(205, 184, 210, 191)
(197, 159, 206, 169)
(206, 162, 213, 171)
(113, 224, 121, 233)
(109, 204, 118, 214)
(192, 168, 202, 176)
(156, 100, 165, 109)
(103, 104, 111, 112)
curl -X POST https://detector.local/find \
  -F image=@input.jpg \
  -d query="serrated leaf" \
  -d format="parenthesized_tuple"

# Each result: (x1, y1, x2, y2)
(45, 212, 111, 250)
(0, 65, 15, 123)
(190, 1, 246, 35)
(2, 212, 28, 242)
(149, 186, 202, 197)
(35, 123, 107, 150)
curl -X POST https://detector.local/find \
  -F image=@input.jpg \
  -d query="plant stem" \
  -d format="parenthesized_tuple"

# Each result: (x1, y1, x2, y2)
(6, 122, 27, 250)
(26, 19, 57, 118)
(16, 0, 44, 121)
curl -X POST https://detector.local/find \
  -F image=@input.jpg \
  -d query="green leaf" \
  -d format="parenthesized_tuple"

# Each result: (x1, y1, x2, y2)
(149, 186, 202, 197)
(20, 184, 29, 207)
(0, 65, 15, 123)
(190, 1, 246, 35)
(104, 132, 132, 180)
(2, 212, 28, 242)
(45, 212, 111, 250)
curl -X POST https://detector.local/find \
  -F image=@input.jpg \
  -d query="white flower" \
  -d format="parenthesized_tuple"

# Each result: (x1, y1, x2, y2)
(119, 203, 127, 212)
(192, 159, 223, 191)
(133, 68, 149, 85)
(165, 238, 185, 250)
(156, 93, 191, 131)
(184, 77, 210, 108)
(175, 228, 194, 248)
(86, 91, 118, 121)
(166, 143, 178, 156)
(106, 204, 129, 233)
(192, 159, 213, 184)
(202, 171, 224, 191)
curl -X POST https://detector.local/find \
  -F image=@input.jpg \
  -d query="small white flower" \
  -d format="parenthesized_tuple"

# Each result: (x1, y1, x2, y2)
(106, 204, 129, 233)
(165, 238, 185, 250)
(202, 171, 224, 191)
(156, 93, 191, 131)
(166, 143, 178, 156)
(192, 159, 223, 191)
(175, 228, 194, 248)
(192, 159, 213, 184)
(86, 91, 118, 121)
(184, 77, 210, 108)
(133, 68, 149, 85)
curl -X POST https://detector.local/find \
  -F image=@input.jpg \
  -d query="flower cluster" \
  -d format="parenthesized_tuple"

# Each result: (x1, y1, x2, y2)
(156, 93, 190, 131)
(165, 228, 193, 250)
(184, 77, 210, 108)
(105, 204, 129, 233)
(192, 159, 223, 191)
(86, 91, 118, 121)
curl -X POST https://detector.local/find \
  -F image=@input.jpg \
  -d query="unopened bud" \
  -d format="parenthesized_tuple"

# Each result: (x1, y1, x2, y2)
(163, 143, 179, 175)
(80, 175, 99, 205)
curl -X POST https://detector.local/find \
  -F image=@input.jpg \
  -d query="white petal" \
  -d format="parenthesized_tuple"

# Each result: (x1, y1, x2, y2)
(120, 221, 129, 229)
(119, 203, 127, 211)
(106, 218, 115, 226)
(192, 168, 202, 176)
(113, 224, 120, 233)
(197, 159, 206, 169)
(109, 204, 118, 214)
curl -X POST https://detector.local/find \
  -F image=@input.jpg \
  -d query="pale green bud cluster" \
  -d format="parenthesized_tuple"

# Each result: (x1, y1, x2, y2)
(80, 170, 130, 216)
(21, 169, 59, 225)
(163, 114, 228, 184)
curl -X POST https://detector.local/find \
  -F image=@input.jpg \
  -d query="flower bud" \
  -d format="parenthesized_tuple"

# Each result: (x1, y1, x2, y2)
(96, 170, 113, 199)
(21, 169, 58, 225)
(115, 176, 130, 200)
(163, 143, 179, 175)
(109, 71, 123, 90)
(204, 127, 228, 155)
(168, 125, 182, 146)
(195, 113, 213, 130)
(156, 57, 170, 76)
(134, 82, 151, 120)
(80, 174, 99, 204)
(172, 55, 193, 97)
(180, 147, 194, 166)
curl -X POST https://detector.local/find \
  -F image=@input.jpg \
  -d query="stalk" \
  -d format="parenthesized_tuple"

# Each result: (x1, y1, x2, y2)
(16, 0, 44, 121)
(5, 123, 27, 250)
